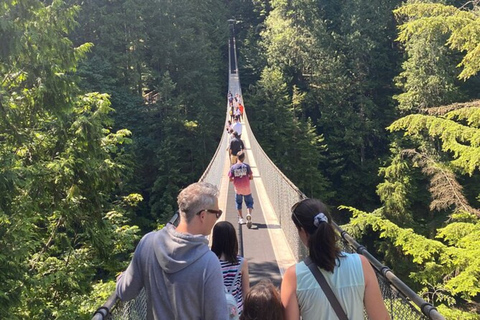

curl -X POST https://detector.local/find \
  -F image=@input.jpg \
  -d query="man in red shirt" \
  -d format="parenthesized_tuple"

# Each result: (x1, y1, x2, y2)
(228, 151, 254, 226)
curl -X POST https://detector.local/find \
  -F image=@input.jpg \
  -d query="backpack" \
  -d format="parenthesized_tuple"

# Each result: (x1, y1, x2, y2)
(225, 258, 244, 320)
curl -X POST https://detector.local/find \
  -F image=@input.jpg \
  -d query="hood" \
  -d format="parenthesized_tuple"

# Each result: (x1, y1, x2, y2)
(153, 224, 210, 274)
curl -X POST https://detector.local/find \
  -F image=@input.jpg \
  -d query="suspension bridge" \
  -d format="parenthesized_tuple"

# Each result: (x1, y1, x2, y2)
(92, 23, 445, 320)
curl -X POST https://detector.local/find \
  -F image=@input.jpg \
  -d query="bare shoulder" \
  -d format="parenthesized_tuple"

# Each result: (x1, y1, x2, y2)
(282, 264, 297, 283)
(359, 254, 370, 267)
(242, 257, 249, 269)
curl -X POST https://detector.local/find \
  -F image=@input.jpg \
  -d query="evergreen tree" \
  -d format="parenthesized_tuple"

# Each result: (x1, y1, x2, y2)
(69, 0, 229, 227)
(248, 67, 332, 199)
(252, 0, 400, 209)
(0, 0, 140, 318)
(348, 2, 480, 316)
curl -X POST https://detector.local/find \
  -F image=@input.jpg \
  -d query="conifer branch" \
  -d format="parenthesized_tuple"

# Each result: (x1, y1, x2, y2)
(402, 149, 480, 218)
(423, 99, 480, 116)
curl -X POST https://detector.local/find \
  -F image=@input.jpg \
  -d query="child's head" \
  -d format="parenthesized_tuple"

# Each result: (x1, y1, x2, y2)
(211, 221, 238, 264)
(240, 279, 284, 320)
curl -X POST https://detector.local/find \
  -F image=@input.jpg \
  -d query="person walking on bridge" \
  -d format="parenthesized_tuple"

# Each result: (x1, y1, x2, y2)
(229, 131, 244, 165)
(116, 182, 228, 320)
(228, 151, 254, 226)
(281, 198, 390, 320)
(232, 116, 242, 138)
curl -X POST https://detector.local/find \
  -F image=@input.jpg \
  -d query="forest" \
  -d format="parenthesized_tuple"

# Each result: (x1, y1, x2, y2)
(1, 0, 479, 318)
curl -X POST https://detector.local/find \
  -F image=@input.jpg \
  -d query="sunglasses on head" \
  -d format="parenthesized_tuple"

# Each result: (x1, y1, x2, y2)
(197, 209, 223, 219)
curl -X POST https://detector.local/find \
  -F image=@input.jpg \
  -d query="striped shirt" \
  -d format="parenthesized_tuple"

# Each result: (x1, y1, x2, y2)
(220, 256, 244, 313)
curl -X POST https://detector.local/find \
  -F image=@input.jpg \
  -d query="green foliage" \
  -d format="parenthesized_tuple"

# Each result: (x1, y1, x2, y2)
(345, 206, 480, 313)
(0, 0, 140, 318)
(394, 4, 460, 112)
(70, 0, 229, 228)
(436, 304, 480, 320)
(252, 0, 399, 209)
(247, 66, 332, 200)
(395, 3, 480, 80)
(388, 108, 480, 177)
(367, 3, 480, 315)
(376, 145, 417, 225)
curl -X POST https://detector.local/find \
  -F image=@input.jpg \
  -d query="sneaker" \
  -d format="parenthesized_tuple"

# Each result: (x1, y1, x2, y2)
(238, 218, 245, 225)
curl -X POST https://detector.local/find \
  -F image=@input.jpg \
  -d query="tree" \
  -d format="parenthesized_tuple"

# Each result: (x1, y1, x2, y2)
(252, 0, 400, 209)
(247, 67, 332, 200)
(348, 2, 480, 316)
(0, 0, 139, 317)
(69, 0, 230, 228)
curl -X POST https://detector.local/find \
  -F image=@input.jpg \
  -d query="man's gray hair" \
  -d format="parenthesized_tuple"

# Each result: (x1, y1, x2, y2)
(177, 182, 219, 223)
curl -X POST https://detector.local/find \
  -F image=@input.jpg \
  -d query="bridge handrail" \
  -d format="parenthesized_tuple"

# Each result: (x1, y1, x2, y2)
(336, 227, 444, 320)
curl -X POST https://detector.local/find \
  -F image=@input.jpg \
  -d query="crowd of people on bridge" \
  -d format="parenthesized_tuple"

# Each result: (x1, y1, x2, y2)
(116, 182, 390, 320)
(115, 91, 389, 319)
(228, 91, 244, 122)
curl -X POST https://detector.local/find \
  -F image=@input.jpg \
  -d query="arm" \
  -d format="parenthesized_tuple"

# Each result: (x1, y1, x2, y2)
(361, 255, 390, 320)
(281, 265, 300, 320)
(116, 241, 144, 301)
(204, 257, 228, 320)
(241, 259, 250, 300)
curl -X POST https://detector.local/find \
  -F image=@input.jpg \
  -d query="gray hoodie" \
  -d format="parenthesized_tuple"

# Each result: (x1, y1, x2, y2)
(116, 224, 228, 320)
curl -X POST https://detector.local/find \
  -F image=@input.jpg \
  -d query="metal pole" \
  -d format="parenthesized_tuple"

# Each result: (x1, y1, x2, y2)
(238, 223, 244, 257)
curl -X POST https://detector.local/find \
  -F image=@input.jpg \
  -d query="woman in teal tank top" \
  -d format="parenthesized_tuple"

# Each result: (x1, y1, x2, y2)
(280, 198, 390, 320)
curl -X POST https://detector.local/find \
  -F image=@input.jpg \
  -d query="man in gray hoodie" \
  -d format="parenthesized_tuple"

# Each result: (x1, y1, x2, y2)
(116, 182, 228, 319)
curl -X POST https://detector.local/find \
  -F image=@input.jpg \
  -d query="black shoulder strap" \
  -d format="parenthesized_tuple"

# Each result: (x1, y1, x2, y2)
(304, 257, 348, 320)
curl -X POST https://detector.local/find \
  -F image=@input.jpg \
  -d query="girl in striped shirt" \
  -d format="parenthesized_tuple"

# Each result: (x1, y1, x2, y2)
(212, 221, 250, 314)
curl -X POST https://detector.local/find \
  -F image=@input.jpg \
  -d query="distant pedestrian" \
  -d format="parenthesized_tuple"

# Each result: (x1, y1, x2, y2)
(232, 116, 242, 138)
(212, 221, 250, 316)
(230, 103, 235, 122)
(240, 279, 284, 320)
(238, 103, 244, 121)
(228, 151, 253, 225)
(229, 131, 244, 165)
(234, 106, 241, 121)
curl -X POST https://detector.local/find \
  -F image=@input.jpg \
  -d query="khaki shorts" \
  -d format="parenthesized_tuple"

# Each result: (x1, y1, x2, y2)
(230, 155, 237, 165)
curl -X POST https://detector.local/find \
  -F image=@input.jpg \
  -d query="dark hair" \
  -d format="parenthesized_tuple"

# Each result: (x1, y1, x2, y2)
(211, 221, 238, 264)
(237, 151, 245, 161)
(240, 279, 284, 320)
(291, 198, 343, 272)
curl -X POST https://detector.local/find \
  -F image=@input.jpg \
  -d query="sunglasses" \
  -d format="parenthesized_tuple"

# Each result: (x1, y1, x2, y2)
(197, 209, 223, 219)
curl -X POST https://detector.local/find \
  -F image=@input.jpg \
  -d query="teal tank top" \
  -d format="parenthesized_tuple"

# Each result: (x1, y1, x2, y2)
(296, 252, 365, 320)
